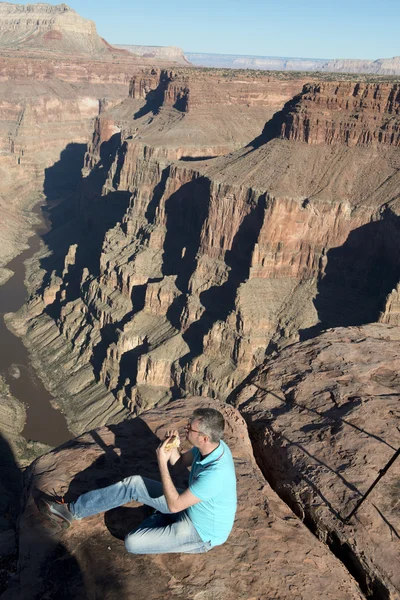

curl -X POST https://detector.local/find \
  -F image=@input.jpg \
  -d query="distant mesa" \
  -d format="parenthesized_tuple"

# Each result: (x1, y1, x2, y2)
(115, 44, 191, 66)
(186, 52, 400, 75)
(0, 2, 119, 56)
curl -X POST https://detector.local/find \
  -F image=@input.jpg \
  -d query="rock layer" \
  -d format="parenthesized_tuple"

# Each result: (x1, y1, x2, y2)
(282, 82, 400, 146)
(116, 44, 190, 65)
(188, 52, 400, 76)
(4, 398, 365, 600)
(14, 79, 400, 427)
(233, 324, 400, 599)
(0, 2, 111, 56)
(6, 68, 311, 434)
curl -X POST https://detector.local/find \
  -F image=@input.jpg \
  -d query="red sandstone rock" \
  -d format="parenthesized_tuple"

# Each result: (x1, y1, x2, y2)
(10, 77, 400, 433)
(233, 324, 400, 599)
(282, 82, 400, 147)
(0, 3, 113, 56)
(380, 284, 400, 325)
(117, 44, 191, 66)
(5, 398, 364, 600)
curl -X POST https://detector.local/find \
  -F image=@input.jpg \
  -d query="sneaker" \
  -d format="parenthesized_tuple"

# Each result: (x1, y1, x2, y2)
(41, 498, 75, 527)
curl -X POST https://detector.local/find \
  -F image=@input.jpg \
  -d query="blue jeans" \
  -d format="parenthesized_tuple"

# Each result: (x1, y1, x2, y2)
(70, 475, 211, 554)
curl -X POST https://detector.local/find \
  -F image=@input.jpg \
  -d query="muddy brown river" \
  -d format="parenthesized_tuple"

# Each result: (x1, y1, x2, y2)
(0, 203, 72, 447)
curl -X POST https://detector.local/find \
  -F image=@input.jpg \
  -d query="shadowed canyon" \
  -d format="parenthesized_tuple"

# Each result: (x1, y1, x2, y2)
(0, 3, 399, 599)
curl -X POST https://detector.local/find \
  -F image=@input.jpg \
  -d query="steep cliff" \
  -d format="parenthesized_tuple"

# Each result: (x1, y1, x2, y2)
(0, 2, 111, 56)
(9, 78, 400, 437)
(116, 44, 191, 65)
(321, 56, 400, 75)
(281, 82, 400, 146)
(0, 81, 126, 279)
(6, 68, 308, 434)
(188, 52, 400, 76)
(0, 54, 168, 278)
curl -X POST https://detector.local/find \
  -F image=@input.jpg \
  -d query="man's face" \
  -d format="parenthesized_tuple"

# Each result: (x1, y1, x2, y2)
(184, 417, 205, 445)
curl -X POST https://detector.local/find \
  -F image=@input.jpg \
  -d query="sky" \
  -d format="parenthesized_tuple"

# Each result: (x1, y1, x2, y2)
(13, 0, 400, 60)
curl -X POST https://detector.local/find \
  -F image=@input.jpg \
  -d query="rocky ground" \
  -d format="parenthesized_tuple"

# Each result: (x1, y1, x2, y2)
(2, 398, 365, 600)
(232, 324, 400, 599)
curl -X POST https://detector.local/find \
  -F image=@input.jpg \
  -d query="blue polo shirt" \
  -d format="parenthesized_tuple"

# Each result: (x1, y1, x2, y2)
(187, 440, 237, 547)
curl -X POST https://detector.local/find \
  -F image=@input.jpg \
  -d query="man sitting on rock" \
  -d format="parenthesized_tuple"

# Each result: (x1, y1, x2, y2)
(43, 407, 237, 554)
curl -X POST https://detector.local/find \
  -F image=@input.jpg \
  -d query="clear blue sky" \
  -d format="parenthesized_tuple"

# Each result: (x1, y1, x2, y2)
(14, 0, 400, 59)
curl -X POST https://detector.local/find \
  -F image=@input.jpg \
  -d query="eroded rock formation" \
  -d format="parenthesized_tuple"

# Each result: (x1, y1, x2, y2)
(3, 398, 365, 599)
(0, 2, 113, 56)
(232, 323, 400, 599)
(281, 82, 400, 146)
(0, 5, 199, 283)
(0, 12, 398, 599)
(11, 77, 400, 435)
(116, 44, 191, 66)
(7, 68, 310, 434)
(189, 52, 400, 76)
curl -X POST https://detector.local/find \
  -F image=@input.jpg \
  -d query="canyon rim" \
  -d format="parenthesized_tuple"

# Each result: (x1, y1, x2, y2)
(0, 2, 399, 599)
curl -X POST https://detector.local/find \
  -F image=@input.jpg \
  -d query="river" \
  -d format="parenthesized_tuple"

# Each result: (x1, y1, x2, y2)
(0, 202, 72, 447)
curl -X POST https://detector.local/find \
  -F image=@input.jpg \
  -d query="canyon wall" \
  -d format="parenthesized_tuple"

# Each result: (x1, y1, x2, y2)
(9, 78, 400, 437)
(0, 2, 113, 55)
(0, 51, 153, 278)
(0, 63, 304, 276)
(188, 51, 400, 76)
(4, 67, 306, 436)
(0, 1, 202, 278)
(116, 44, 190, 65)
(281, 81, 400, 146)
(0, 79, 122, 278)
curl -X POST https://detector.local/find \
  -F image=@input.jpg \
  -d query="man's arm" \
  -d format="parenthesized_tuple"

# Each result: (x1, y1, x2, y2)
(158, 459, 201, 513)
(157, 439, 200, 513)
(164, 430, 194, 468)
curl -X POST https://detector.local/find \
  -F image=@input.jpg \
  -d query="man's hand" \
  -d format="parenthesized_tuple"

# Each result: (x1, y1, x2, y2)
(164, 430, 181, 466)
(165, 429, 180, 441)
(156, 437, 174, 467)
(156, 436, 201, 513)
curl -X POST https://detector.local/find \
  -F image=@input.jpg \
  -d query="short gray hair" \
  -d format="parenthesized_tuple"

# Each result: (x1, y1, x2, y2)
(191, 408, 225, 443)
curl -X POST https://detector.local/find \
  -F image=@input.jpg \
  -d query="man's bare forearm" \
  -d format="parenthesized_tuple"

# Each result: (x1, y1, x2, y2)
(159, 460, 180, 512)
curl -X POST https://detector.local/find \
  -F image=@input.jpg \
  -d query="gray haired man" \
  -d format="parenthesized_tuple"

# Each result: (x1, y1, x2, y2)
(43, 408, 237, 554)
